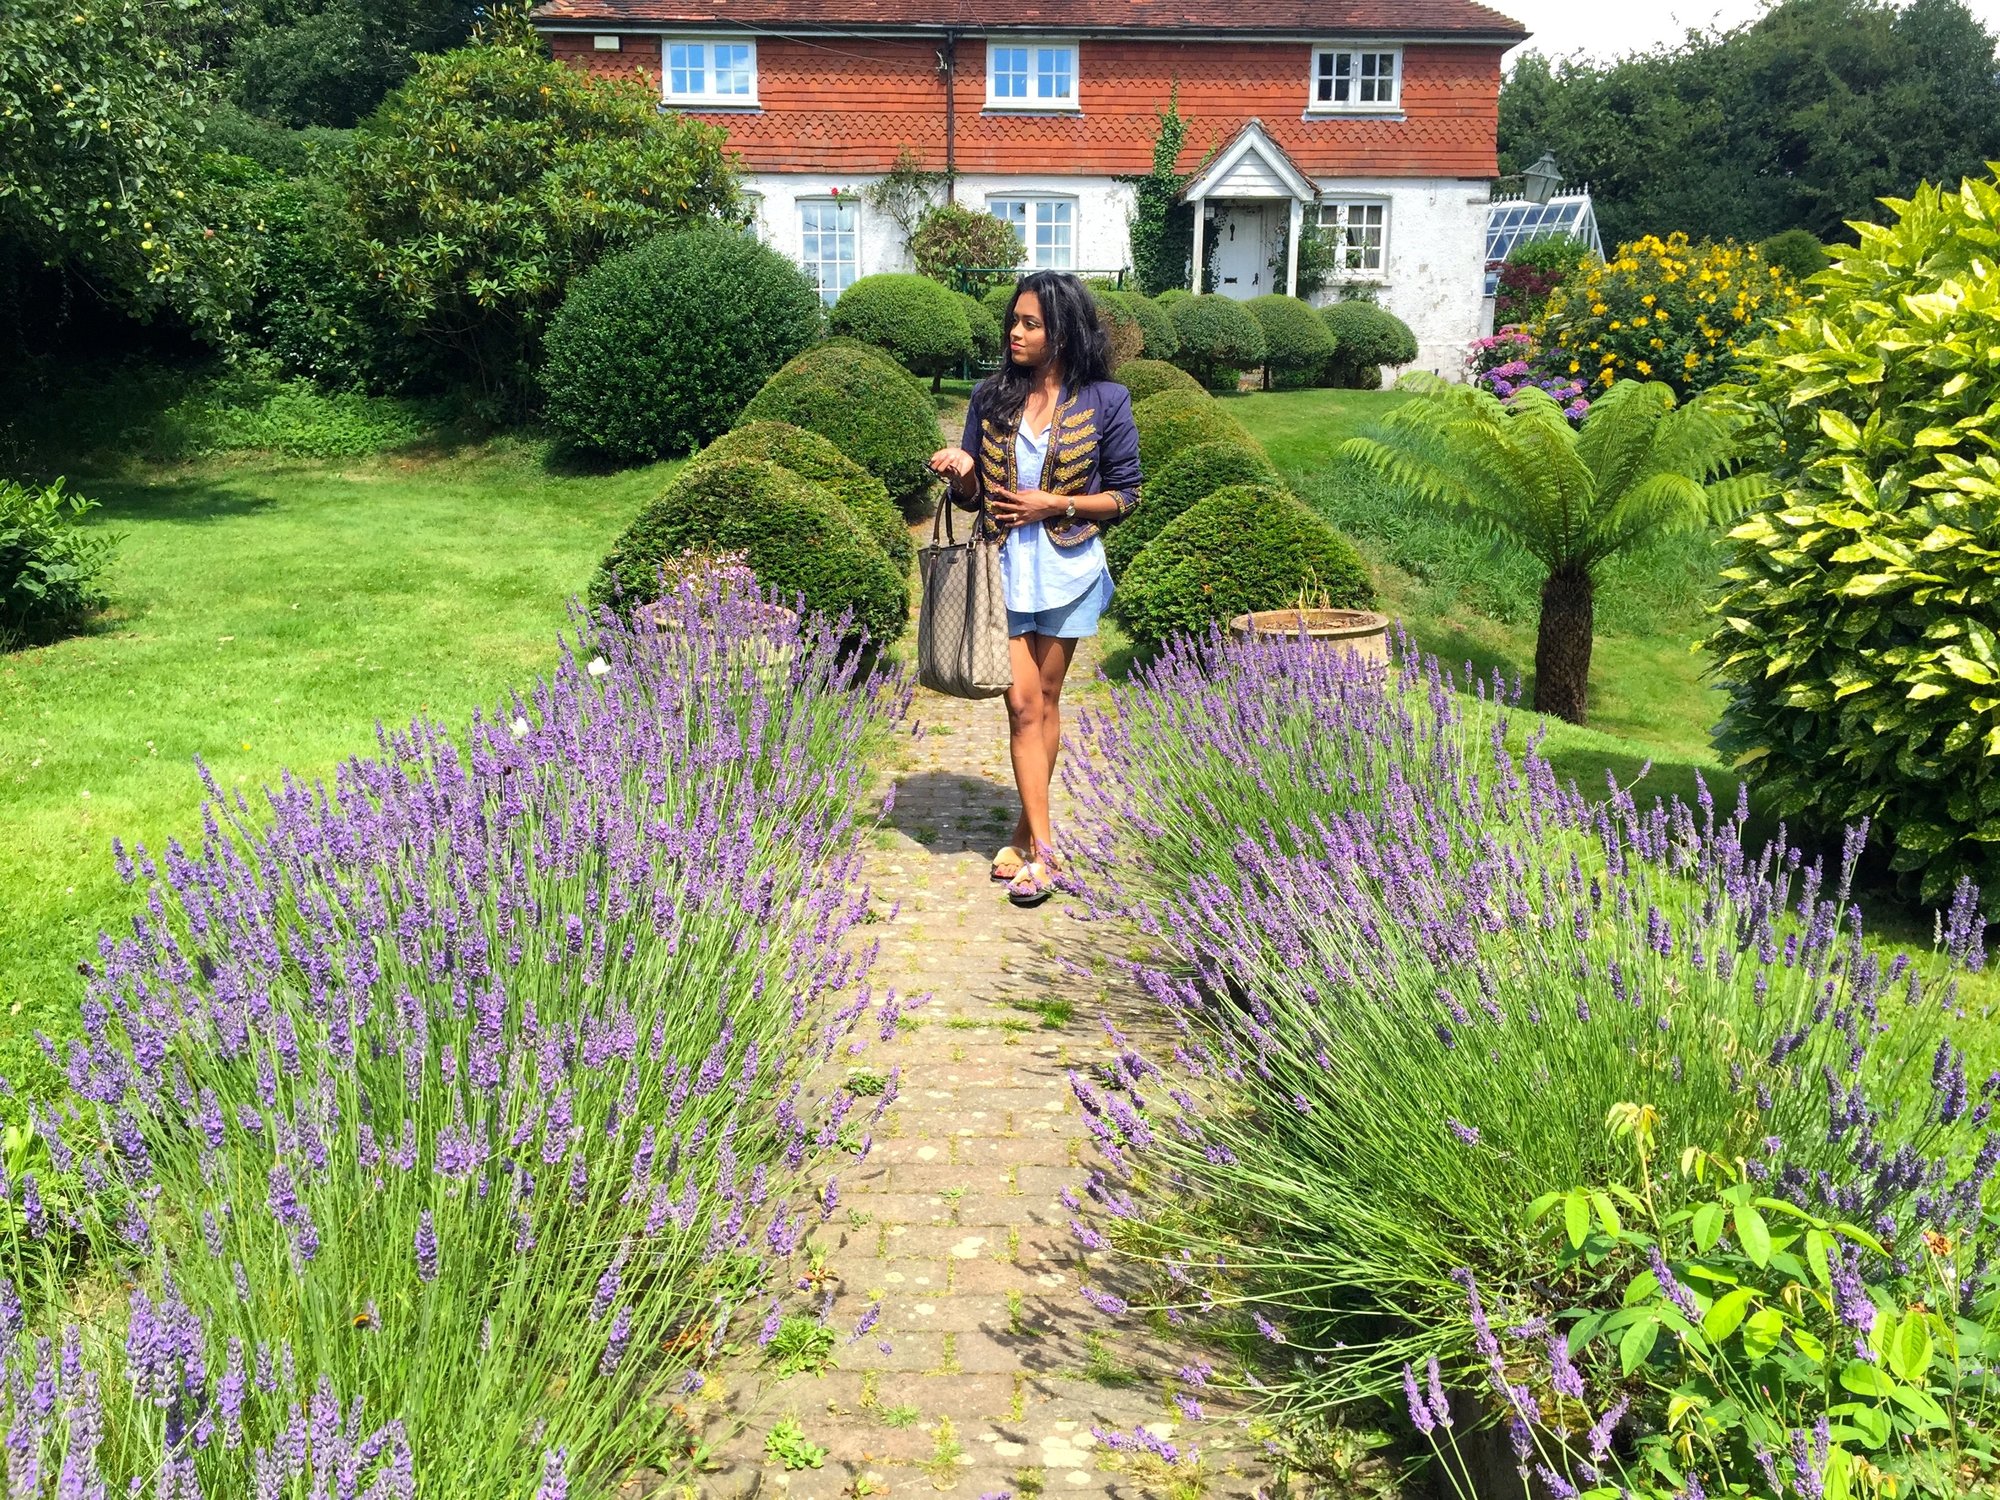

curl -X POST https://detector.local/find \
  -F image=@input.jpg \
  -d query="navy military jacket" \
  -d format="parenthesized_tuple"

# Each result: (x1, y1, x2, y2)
(951, 377, 1142, 547)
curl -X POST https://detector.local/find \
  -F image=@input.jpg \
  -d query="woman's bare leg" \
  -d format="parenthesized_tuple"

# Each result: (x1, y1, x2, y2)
(1008, 633, 1079, 861)
(1004, 634, 1053, 858)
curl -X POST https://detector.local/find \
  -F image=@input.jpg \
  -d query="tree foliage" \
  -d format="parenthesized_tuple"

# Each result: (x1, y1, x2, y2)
(0, 0, 250, 332)
(231, 0, 480, 128)
(1499, 0, 2000, 246)
(337, 6, 737, 412)
(906, 203, 1022, 286)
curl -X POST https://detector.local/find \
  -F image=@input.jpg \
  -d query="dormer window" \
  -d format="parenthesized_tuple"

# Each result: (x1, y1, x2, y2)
(1308, 46, 1400, 112)
(986, 40, 1080, 111)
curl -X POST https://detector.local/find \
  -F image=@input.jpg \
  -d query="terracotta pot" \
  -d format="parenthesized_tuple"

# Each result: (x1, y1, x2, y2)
(1227, 607, 1390, 664)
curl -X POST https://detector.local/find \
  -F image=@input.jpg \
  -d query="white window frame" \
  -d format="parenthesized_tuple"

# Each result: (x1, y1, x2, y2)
(798, 197, 859, 306)
(659, 36, 759, 107)
(1307, 44, 1401, 113)
(984, 39, 1081, 112)
(987, 195, 1076, 270)
(1314, 198, 1390, 281)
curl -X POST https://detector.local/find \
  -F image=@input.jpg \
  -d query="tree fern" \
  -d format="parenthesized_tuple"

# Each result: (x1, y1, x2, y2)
(1340, 375, 1761, 724)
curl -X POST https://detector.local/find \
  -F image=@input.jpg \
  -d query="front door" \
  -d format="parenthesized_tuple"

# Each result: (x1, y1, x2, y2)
(1211, 203, 1273, 299)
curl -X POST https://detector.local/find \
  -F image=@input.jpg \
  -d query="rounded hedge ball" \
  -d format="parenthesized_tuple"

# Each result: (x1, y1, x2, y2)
(542, 227, 823, 463)
(1167, 294, 1267, 392)
(1247, 294, 1335, 387)
(956, 291, 1002, 362)
(738, 343, 942, 515)
(1118, 292, 1180, 362)
(1132, 389, 1257, 477)
(1320, 301, 1419, 389)
(1115, 358, 1204, 404)
(1104, 439, 1279, 580)
(691, 421, 912, 574)
(829, 273, 974, 376)
(590, 457, 909, 645)
(1114, 482, 1373, 649)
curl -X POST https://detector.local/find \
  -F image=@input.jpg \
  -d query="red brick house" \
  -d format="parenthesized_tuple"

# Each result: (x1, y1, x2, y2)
(533, 0, 1528, 370)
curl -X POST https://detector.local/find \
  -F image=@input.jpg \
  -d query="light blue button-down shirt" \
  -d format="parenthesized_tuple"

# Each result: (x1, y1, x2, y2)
(1001, 421, 1110, 613)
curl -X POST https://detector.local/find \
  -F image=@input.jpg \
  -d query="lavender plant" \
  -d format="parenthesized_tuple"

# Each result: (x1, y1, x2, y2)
(0, 575, 911, 1496)
(1058, 629, 1995, 1477)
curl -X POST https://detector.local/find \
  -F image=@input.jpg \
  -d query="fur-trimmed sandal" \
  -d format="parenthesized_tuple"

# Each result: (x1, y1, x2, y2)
(990, 844, 1028, 883)
(1006, 860, 1057, 909)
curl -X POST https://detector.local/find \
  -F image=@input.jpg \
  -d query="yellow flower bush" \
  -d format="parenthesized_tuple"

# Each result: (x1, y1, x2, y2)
(1533, 233, 1797, 397)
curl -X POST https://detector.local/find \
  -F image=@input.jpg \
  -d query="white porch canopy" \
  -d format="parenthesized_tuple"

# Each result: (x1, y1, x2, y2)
(1184, 119, 1318, 298)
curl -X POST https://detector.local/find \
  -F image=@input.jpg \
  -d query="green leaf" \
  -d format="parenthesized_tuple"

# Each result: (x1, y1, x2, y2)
(1527, 1191, 1562, 1224)
(1741, 1306, 1785, 1358)
(1733, 1202, 1772, 1267)
(1589, 1190, 1622, 1238)
(1828, 1402, 1892, 1449)
(1691, 1201, 1725, 1252)
(1839, 1360, 1896, 1397)
(1564, 1189, 1591, 1250)
(1703, 1287, 1754, 1342)
(1889, 1312, 1934, 1382)
(1619, 1315, 1660, 1375)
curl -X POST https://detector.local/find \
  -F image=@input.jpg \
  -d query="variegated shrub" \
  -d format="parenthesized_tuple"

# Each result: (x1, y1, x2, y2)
(1707, 171, 2000, 905)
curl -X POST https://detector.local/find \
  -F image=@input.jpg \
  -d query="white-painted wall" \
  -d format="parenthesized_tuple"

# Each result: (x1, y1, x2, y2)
(742, 171, 1138, 282)
(742, 169, 1488, 377)
(1305, 176, 1491, 379)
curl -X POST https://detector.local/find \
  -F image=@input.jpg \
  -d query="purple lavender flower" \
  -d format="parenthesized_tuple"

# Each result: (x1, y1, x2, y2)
(414, 1211, 439, 1284)
(537, 1447, 568, 1500)
(600, 1306, 633, 1376)
(1446, 1118, 1480, 1146)
(1647, 1247, 1702, 1323)
(1403, 1364, 1435, 1433)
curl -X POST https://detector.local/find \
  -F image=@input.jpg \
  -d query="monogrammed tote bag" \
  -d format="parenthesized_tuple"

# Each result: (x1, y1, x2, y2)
(916, 495, 1011, 699)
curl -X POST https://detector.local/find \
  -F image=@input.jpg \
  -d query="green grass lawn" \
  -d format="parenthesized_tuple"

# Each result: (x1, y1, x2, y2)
(2, 433, 676, 1097)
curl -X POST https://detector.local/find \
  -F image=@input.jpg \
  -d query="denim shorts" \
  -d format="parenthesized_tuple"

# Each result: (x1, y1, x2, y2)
(1006, 569, 1113, 640)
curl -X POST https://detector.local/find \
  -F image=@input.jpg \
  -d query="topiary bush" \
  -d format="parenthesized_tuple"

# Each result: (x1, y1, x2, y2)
(1167, 294, 1267, 392)
(1155, 288, 1191, 307)
(1757, 227, 1832, 282)
(1093, 290, 1146, 366)
(591, 457, 907, 644)
(1133, 389, 1256, 477)
(956, 291, 1001, 364)
(1120, 291, 1180, 362)
(1115, 483, 1372, 649)
(1104, 439, 1280, 580)
(1706, 169, 2000, 906)
(1247, 294, 1335, 389)
(542, 227, 824, 462)
(828, 273, 973, 381)
(738, 343, 942, 517)
(1116, 359, 1204, 403)
(689, 421, 912, 574)
(982, 282, 1018, 326)
(1319, 300, 1419, 389)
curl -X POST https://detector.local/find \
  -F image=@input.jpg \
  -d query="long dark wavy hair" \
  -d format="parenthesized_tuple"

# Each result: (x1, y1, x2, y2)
(974, 270, 1113, 427)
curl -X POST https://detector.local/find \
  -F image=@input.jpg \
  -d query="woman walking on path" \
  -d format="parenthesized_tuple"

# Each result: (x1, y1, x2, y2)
(927, 270, 1141, 909)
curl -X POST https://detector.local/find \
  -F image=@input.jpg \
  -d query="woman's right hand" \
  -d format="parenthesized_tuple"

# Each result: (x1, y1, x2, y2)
(928, 446, 975, 483)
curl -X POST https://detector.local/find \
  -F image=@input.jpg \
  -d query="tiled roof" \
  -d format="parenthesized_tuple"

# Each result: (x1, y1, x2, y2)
(532, 0, 1527, 41)
(550, 34, 1507, 178)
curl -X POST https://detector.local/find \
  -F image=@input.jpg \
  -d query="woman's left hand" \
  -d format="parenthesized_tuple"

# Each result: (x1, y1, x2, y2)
(989, 485, 1066, 528)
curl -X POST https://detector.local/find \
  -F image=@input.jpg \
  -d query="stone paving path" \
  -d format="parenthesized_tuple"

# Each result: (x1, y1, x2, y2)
(688, 638, 1270, 1500)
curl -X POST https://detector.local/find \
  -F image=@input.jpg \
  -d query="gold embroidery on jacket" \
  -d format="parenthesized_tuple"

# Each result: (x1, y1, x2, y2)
(1060, 407, 1094, 429)
(1053, 456, 1092, 484)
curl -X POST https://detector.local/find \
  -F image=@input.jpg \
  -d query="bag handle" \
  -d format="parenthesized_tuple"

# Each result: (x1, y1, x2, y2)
(930, 474, 970, 548)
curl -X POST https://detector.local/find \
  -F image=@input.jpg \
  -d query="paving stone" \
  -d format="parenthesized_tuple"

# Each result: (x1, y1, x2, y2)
(692, 643, 1267, 1500)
